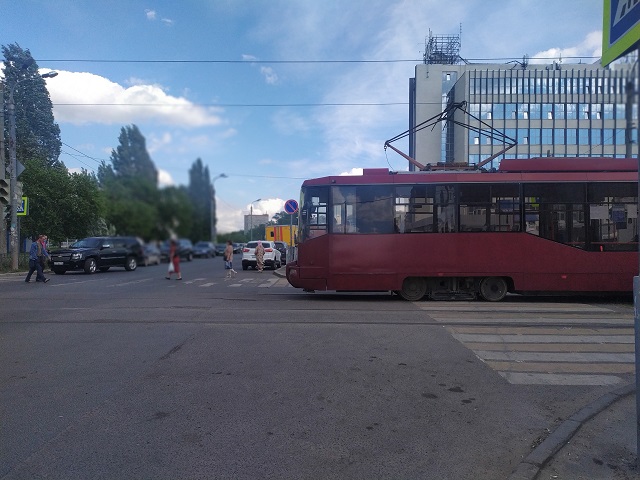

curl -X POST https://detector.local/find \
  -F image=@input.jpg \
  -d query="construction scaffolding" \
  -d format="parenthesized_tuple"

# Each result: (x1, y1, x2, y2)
(423, 28, 462, 65)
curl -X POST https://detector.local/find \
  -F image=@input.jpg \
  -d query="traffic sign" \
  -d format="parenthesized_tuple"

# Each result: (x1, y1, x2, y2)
(284, 199, 299, 214)
(17, 196, 28, 216)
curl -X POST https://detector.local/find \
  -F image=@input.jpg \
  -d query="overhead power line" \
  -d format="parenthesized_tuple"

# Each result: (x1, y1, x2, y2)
(39, 56, 601, 64)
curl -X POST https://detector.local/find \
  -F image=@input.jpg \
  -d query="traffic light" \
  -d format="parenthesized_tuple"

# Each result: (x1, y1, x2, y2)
(0, 178, 9, 206)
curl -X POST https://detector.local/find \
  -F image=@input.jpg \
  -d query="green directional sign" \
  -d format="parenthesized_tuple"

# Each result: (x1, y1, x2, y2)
(17, 196, 28, 216)
(603, 0, 640, 66)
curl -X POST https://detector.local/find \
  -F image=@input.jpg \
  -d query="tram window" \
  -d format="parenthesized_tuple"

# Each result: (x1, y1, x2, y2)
(355, 185, 394, 234)
(588, 182, 637, 202)
(459, 184, 490, 231)
(436, 186, 456, 233)
(300, 186, 328, 241)
(395, 185, 435, 233)
(491, 184, 520, 232)
(332, 186, 357, 233)
(524, 183, 586, 203)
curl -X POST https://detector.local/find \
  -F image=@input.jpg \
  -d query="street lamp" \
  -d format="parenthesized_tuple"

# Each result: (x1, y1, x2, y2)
(7, 70, 58, 270)
(210, 173, 227, 243)
(250, 198, 261, 241)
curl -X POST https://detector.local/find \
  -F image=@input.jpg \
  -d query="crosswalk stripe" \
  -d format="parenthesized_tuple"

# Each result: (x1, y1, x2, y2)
(498, 372, 624, 386)
(432, 305, 634, 386)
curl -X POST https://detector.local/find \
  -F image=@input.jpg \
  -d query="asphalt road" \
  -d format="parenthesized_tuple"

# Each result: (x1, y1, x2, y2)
(0, 255, 634, 479)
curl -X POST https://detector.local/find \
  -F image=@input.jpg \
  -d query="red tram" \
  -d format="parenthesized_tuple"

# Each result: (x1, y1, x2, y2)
(285, 157, 639, 301)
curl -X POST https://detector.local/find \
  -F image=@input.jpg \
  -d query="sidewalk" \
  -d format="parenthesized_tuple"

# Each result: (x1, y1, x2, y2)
(509, 383, 638, 480)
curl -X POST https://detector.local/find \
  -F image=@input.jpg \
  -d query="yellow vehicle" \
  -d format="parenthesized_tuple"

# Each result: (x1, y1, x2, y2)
(265, 225, 297, 246)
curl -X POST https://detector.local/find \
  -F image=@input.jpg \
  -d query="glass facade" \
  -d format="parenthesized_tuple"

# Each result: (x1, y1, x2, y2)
(454, 65, 636, 164)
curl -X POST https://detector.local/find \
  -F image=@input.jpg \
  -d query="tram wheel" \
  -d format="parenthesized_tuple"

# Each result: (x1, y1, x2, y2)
(479, 277, 508, 302)
(399, 277, 427, 301)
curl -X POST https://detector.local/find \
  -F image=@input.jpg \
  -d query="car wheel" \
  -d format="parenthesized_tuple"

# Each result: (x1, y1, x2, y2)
(84, 258, 97, 274)
(242, 264, 248, 271)
(53, 268, 66, 275)
(125, 256, 137, 271)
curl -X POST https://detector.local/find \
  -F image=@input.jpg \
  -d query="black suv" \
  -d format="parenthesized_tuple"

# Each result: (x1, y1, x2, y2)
(49, 236, 144, 274)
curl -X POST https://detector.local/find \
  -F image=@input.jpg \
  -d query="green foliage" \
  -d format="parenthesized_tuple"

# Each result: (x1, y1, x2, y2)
(109, 125, 157, 185)
(269, 210, 298, 226)
(20, 157, 106, 240)
(156, 186, 193, 239)
(187, 158, 211, 242)
(2, 43, 62, 169)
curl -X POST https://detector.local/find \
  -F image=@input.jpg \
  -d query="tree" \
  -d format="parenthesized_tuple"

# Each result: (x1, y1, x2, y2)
(156, 186, 193, 239)
(2, 43, 62, 169)
(20, 157, 106, 241)
(98, 125, 160, 239)
(187, 158, 211, 242)
(109, 125, 157, 186)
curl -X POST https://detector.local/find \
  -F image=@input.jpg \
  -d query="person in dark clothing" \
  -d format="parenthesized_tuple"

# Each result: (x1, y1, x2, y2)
(25, 234, 49, 283)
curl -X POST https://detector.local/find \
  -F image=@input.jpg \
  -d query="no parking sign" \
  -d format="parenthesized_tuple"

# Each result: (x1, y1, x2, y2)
(284, 199, 298, 215)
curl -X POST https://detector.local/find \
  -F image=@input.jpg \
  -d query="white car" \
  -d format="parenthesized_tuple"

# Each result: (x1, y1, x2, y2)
(242, 240, 282, 270)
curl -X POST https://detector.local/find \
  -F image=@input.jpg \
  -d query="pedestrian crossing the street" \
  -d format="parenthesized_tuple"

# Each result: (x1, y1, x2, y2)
(419, 302, 634, 386)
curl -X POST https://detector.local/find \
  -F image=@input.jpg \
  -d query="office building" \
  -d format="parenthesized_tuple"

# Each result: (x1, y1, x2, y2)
(407, 32, 637, 170)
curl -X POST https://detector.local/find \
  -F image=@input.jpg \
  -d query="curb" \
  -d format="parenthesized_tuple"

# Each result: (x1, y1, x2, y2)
(507, 382, 635, 480)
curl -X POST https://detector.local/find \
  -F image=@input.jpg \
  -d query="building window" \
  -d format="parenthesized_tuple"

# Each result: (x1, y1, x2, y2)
(530, 128, 541, 144)
(530, 103, 541, 119)
(481, 104, 491, 120)
(578, 129, 590, 145)
(517, 104, 529, 119)
(555, 129, 566, 144)
(542, 128, 553, 144)
(554, 104, 565, 119)
(543, 104, 553, 119)
(566, 104, 577, 119)
(517, 129, 529, 144)
(615, 129, 625, 144)
(469, 103, 480, 117)
(505, 103, 516, 119)
(566, 129, 577, 144)
(603, 104, 614, 120)
(616, 103, 626, 120)
(580, 104, 590, 120)
(492, 104, 505, 119)
(604, 129, 614, 145)
(592, 129, 602, 145)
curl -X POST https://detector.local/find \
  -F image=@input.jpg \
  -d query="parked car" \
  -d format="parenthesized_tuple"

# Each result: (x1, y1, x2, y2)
(274, 241, 287, 265)
(193, 241, 215, 258)
(241, 240, 281, 270)
(233, 243, 243, 254)
(141, 243, 161, 266)
(160, 238, 194, 262)
(49, 236, 144, 274)
(215, 243, 227, 256)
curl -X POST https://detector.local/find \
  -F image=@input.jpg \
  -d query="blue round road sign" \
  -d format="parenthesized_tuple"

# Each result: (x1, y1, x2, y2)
(284, 199, 299, 214)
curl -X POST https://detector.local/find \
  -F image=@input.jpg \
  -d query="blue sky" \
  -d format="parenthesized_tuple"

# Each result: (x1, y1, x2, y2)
(2, 0, 605, 233)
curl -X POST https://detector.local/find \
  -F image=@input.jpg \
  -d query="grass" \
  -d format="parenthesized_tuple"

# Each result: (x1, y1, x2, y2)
(0, 253, 30, 273)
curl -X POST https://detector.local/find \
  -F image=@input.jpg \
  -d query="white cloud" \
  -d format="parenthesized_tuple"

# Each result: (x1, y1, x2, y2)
(260, 66, 279, 85)
(45, 70, 225, 127)
(246, 198, 285, 217)
(531, 31, 603, 63)
(145, 9, 156, 20)
(339, 167, 363, 176)
(158, 169, 175, 187)
(161, 18, 174, 26)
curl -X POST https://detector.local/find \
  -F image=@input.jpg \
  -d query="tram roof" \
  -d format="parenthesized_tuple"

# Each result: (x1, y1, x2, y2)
(302, 157, 637, 187)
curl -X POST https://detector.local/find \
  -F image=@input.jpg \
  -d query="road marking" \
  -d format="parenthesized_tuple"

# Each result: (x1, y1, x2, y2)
(199, 282, 216, 287)
(428, 306, 634, 386)
(498, 373, 624, 386)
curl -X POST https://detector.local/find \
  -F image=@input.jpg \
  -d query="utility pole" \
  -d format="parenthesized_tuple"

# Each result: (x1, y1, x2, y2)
(0, 82, 7, 256)
(8, 84, 18, 269)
